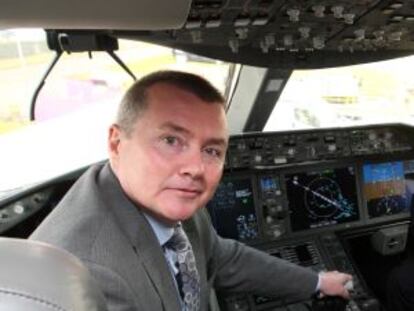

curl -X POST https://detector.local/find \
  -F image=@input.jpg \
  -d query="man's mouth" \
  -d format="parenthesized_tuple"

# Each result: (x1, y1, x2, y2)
(169, 187, 203, 197)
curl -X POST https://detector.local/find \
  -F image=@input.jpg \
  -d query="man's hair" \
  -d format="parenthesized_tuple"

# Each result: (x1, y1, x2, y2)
(116, 70, 226, 134)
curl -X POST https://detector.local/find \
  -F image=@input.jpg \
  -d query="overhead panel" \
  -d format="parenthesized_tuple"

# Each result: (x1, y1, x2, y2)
(119, 0, 414, 68)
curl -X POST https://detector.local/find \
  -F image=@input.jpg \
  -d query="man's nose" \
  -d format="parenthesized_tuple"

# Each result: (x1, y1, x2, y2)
(179, 150, 205, 178)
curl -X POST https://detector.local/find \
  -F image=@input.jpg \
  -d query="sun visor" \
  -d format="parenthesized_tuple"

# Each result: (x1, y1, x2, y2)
(0, 0, 191, 30)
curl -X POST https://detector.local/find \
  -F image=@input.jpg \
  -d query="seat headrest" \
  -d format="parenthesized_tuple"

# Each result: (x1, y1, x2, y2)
(0, 238, 107, 311)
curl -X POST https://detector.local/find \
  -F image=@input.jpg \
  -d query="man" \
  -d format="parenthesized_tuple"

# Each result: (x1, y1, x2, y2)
(31, 70, 352, 311)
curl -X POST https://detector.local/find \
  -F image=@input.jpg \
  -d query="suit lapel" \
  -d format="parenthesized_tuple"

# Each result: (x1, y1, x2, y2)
(100, 164, 181, 311)
(134, 214, 181, 311)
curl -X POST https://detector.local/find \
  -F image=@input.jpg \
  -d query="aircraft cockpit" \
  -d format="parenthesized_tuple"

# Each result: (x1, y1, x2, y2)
(2, 1, 414, 310)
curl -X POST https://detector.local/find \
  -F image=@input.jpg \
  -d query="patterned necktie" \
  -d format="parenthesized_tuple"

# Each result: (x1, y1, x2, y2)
(167, 225, 201, 311)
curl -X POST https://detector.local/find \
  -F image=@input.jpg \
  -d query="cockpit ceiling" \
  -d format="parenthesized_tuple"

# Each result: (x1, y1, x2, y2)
(0, 0, 191, 30)
(3, 0, 414, 69)
(115, 0, 414, 69)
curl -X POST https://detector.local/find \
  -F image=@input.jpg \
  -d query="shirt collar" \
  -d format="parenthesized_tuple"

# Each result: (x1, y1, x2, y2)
(143, 212, 176, 247)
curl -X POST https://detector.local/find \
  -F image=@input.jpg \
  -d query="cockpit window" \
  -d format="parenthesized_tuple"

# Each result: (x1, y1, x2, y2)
(264, 55, 414, 131)
(0, 28, 233, 197)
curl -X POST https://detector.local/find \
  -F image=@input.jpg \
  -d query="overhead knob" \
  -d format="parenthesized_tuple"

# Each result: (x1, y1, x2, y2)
(343, 13, 355, 25)
(271, 227, 282, 238)
(229, 39, 239, 53)
(312, 5, 325, 18)
(287, 8, 300, 22)
(313, 36, 325, 49)
(299, 26, 311, 39)
(331, 6, 344, 19)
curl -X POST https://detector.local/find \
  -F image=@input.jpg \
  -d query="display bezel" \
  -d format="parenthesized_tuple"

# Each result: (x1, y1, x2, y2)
(361, 157, 413, 225)
(282, 162, 363, 234)
(206, 173, 261, 243)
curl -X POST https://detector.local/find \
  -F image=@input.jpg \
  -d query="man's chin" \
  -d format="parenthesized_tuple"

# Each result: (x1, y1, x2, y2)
(164, 205, 200, 222)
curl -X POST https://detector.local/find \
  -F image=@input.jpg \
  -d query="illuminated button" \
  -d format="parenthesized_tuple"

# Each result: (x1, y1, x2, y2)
(235, 28, 249, 40)
(354, 29, 366, 41)
(298, 26, 311, 39)
(271, 227, 282, 238)
(190, 30, 202, 44)
(229, 39, 239, 53)
(260, 40, 269, 53)
(267, 206, 278, 216)
(389, 31, 402, 41)
(205, 19, 221, 28)
(308, 146, 317, 157)
(390, 15, 404, 22)
(234, 18, 250, 27)
(389, 3, 403, 9)
(252, 17, 268, 26)
(382, 8, 394, 15)
(384, 131, 393, 139)
(283, 34, 293, 47)
(254, 154, 262, 163)
(13, 204, 25, 215)
(273, 157, 287, 164)
(373, 30, 385, 39)
(368, 132, 377, 140)
(324, 135, 336, 143)
(312, 36, 325, 49)
(264, 34, 275, 46)
(287, 148, 295, 156)
(328, 144, 337, 152)
(185, 20, 202, 29)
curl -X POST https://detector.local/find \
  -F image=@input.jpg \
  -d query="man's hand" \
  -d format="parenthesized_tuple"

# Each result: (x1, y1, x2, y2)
(319, 271, 353, 299)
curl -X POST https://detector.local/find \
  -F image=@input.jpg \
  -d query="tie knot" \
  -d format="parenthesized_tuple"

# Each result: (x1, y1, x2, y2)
(167, 226, 190, 252)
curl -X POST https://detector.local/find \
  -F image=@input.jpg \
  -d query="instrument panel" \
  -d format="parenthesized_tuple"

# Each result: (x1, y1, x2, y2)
(207, 124, 414, 311)
(208, 124, 414, 245)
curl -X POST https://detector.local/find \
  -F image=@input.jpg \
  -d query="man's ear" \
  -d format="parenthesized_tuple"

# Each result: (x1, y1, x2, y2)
(108, 124, 122, 159)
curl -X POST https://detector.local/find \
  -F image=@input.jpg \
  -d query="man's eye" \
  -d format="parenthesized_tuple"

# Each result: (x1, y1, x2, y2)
(204, 147, 223, 159)
(163, 136, 179, 145)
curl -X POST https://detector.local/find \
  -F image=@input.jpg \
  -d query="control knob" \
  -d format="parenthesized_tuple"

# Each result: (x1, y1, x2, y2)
(267, 224, 284, 238)
(267, 204, 282, 216)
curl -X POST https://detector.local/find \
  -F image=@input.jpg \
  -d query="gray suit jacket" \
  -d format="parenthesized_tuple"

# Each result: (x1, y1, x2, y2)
(30, 163, 318, 311)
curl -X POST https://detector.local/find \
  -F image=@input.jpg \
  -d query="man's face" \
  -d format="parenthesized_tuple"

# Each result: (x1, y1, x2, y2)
(109, 83, 228, 224)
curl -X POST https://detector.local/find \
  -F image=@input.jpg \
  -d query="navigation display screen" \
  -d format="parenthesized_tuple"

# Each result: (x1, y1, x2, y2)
(363, 160, 414, 218)
(207, 178, 259, 241)
(286, 166, 359, 231)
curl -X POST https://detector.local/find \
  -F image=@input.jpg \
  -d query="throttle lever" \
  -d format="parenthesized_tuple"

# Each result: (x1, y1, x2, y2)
(311, 296, 348, 311)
